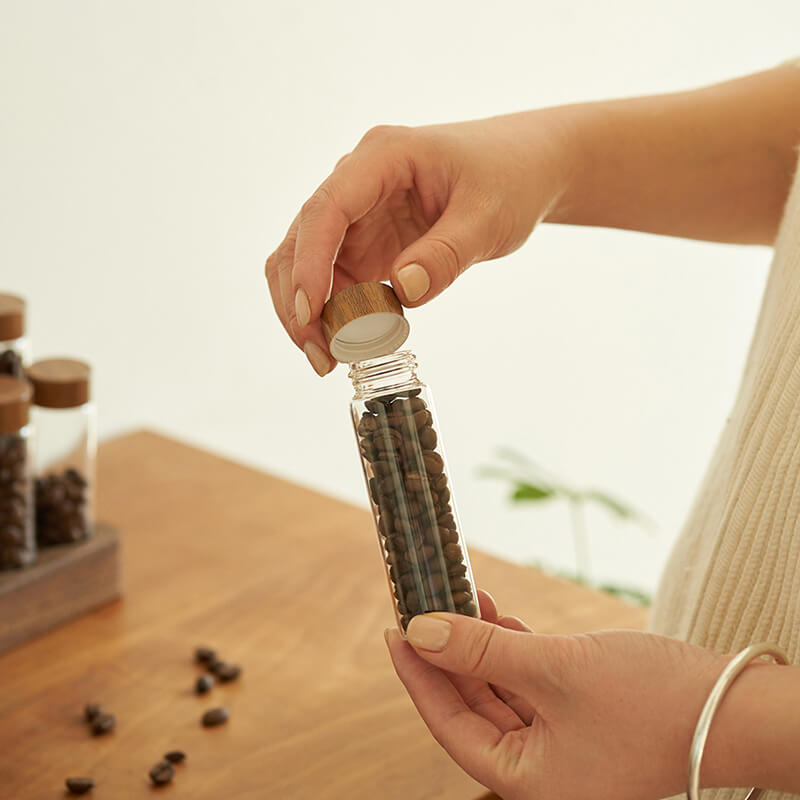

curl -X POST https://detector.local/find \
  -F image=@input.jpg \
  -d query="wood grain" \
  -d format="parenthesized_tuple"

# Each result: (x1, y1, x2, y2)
(0, 523, 121, 655)
(0, 431, 646, 799)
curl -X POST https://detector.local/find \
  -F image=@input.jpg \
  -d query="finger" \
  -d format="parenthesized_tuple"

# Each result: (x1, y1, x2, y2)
(446, 671, 526, 733)
(405, 612, 546, 698)
(390, 195, 493, 307)
(477, 589, 498, 624)
(498, 615, 534, 634)
(265, 214, 301, 343)
(292, 149, 413, 328)
(385, 629, 504, 790)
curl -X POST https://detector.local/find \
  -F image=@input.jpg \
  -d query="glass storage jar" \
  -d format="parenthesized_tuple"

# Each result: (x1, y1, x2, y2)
(322, 282, 479, 633)
(0, 293, 30, 379)
(27, 359, 96, 546)
(0, 376, 35, 569)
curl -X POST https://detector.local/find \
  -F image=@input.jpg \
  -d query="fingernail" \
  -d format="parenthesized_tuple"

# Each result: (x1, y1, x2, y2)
(396, 263, 430, 302)
(295, 287, 311, 327)
(406, 614, 451, 651)
(304, 341, 332, 376)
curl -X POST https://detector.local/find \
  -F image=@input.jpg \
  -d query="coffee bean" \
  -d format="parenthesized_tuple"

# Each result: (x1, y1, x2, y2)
(65, 777, 94, 795)
(452, 591, 472, 606)
(164, 750, 186, 764)
(84, 703, 102, 723)
(90, 712, 115, 736)
(194, 646, 216, 665)
(0, 433, 33, 570)
(195, 674, 214, 694)
(418, 426, 437, 449)
(460, 601, 478, 616)
(444, 542, 463, 562)
(201, 707, 229, 727)
(0, 350, 24, 379)
(149, 760, 174, 786)
(215, 662, 241, 683)
(449, 577, 471, 592)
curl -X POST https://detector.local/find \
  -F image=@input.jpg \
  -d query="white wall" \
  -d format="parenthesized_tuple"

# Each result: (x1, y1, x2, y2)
(2, 0, 796, 596)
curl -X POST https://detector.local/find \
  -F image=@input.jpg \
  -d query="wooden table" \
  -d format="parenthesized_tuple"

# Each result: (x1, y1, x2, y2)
(0, 431, 646, 799)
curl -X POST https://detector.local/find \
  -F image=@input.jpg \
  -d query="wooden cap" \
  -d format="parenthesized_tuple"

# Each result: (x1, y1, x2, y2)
(0, 376, 31, 434)
(27, 358, 91, 408)
(321, 282, 410, 363)
(0, 293, 25, 342)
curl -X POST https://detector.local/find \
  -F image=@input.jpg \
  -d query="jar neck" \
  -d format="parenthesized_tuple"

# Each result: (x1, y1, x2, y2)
(349, 351, 422, 399)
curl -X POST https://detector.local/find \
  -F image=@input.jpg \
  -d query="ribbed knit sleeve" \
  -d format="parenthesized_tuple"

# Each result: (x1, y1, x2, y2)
(650, 150, 800, 800)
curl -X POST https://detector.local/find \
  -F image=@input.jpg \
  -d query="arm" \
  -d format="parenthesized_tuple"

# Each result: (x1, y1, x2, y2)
(549, 64, 800, 244)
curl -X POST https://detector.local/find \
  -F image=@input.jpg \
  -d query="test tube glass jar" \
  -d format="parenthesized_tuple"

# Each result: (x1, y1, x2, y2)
(27, 359, 96, 546)
(321, 282, 479, 634)
(0, 376, 35, 569)
(0, 293, 30, 379)
(350, 351, 480, 631)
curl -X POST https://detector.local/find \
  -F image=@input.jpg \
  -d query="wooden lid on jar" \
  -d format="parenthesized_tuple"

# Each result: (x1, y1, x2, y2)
(27, 358, 91, 408)
(0, 293, 25, 342)
(321, 282, 410, 363)
(0, 376, 31, 434)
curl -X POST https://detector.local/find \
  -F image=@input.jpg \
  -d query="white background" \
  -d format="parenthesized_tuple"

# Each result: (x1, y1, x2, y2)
(2, 0, 797, 597)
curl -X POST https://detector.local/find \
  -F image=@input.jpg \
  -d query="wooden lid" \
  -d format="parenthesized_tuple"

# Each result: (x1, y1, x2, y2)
(0, 376, 31, 433)
(321, 282, 410, 363)
(27, 358, 91, 408)
(0, 293, 25, 342)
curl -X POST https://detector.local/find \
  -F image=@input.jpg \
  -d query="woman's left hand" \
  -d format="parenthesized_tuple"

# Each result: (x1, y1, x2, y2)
(385, 591, 731, 800)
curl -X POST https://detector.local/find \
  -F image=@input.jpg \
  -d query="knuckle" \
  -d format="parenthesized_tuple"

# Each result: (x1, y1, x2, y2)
(359, 123, 410, 148)
(462, 623, 498, 675)
(428, 233, 463, 284)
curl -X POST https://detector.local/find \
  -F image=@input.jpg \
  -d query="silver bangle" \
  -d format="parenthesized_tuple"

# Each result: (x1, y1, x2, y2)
(687, 642, 788, 799)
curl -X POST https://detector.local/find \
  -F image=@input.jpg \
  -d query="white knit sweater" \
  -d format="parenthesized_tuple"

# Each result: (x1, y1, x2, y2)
(649, 78, 800, 799)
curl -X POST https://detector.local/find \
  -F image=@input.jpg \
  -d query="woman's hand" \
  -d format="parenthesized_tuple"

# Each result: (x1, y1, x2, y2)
(264, 113, 574, 375)
(386, 594, 734, 800)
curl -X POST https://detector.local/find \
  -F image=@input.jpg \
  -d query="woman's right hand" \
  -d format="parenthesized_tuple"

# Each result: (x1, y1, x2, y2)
(264, 111, 576, 375)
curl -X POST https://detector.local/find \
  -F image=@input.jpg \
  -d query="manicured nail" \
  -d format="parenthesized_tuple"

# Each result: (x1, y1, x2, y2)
(406, 614, 451, 651)
(294, 287, 311, 327)
(304, 341, 332, 376)
(396, 263, 430, 302)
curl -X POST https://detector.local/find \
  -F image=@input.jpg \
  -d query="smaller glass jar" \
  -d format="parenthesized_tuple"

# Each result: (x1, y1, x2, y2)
(0, 293, 30, 379)
(0, 376, 35, 569)
(27, 359, 96, 546)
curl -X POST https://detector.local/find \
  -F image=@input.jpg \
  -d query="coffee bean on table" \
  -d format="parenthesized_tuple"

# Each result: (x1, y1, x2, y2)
(65, 777, 94, 795)
(90, 712, 115, 736)
(214, 662, 241, 683)
(194, 646, 216, 665)
(164, 750, 186, 764)
(149, 760, 174, 786)
(195, 674, 214, 694)
(201, 707, 229, 727)
(83, 703, 102, 723)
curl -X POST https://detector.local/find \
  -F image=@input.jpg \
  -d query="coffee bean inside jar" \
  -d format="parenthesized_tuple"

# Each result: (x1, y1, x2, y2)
(321, 282, 480, 634)
(0, 377, 35, 570)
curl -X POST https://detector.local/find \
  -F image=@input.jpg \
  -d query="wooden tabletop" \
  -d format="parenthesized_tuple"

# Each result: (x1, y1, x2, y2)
(0, 431, 646, 799)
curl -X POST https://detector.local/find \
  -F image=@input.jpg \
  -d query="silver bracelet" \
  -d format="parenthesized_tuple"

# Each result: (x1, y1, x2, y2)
(687, 642, 788, 799)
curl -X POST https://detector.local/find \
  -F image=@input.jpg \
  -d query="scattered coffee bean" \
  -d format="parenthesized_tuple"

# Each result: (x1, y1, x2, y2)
(65, 777, 94, 795)
(201, 707, 229, 727)
(0, 349, 24, 379)
(90, 712, 115, 736)
(213, 662, 241, 683)
(83, 703, 102, 723)
(355, 392, 477, 630)
(149, 760, 174, 786)
(35, 468, 90, 546)
(164, 750, 186, 764)
(194, 646, 216, 665)
(0, 433, 34, 570)
(195, 673, 214, 694)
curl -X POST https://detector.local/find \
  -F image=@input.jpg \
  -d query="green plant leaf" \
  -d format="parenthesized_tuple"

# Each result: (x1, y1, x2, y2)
(582, 489, 640, 520)
(511, 482, 555, 502)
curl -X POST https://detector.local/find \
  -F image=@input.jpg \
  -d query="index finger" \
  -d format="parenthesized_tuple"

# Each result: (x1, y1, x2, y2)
(292, 147, 411, 328)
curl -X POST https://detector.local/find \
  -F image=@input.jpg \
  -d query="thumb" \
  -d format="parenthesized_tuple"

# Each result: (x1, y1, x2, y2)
(405, 612, 543, 696)
(390, 202, 490, 306)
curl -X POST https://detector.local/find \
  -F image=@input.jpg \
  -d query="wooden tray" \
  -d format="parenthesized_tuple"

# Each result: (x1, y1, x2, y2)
(0, 522, 121, 655)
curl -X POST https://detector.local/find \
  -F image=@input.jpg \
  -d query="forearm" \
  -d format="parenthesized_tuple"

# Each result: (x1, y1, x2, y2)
(704, 660, 800, 792)
(546, 65, 800, 245)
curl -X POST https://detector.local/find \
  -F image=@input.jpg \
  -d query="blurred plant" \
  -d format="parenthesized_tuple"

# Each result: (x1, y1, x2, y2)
(480, 447, 653, 606)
